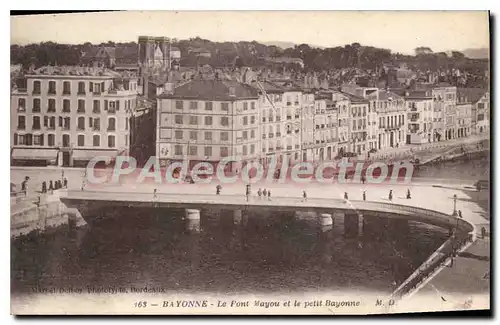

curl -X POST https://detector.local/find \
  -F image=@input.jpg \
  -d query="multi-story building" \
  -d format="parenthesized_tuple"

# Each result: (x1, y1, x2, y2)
(254, 80, 285, 166)
(301, 90, 315, 162)
(272, 80, 304, 164)
(312, 95, 339, 161)
(341, 85, 405, 152)
(345, 94, 369, 155)
(455, 101, 472, 139)
(405, 90, 434, 144)
(11, 66, 137, 167)
(374, 90, 407, 150)
(458, 88, 490, 135)
(425, 84, 456, 141)
(156, 79, 260, 173)
(328, 91, 351, 157)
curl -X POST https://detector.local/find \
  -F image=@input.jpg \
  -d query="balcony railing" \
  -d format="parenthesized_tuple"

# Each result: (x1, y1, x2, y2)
(63, 90, 71, 95)
(287, 146, 292, 150)
(276, 116, 281, 121)
(48, 90, 56, 95)
(276, 132, 281, 137)
(286, 116, 292, 120)
(262, 134, 266, 139)
(268, 133, 274, 138)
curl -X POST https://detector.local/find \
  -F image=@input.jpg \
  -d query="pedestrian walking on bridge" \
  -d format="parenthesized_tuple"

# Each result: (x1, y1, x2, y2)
(246, 184, 251, 202)
(216, 184, 222, 195)
(406, 189, 411, 199)
(344, 192, 349, 200)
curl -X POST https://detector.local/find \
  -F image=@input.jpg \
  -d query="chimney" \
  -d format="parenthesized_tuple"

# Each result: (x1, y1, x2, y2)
(229, 86, 236, 97)
(164, 82, 174, 95)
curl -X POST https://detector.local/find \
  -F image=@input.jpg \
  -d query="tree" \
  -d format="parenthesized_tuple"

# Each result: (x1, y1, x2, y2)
(451, 51, 465, 59)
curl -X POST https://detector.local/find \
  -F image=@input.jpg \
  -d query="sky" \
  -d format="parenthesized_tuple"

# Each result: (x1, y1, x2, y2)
(10, 11, 490, 54)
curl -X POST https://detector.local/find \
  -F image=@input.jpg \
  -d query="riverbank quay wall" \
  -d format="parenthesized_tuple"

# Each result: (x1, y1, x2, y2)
(11, 193, 86, 239)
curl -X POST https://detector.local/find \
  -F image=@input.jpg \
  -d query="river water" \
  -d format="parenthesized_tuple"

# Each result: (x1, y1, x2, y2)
(11, 156, 489, 296)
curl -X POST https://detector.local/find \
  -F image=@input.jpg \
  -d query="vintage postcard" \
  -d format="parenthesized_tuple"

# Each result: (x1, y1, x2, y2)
(10, 11, 490, 315)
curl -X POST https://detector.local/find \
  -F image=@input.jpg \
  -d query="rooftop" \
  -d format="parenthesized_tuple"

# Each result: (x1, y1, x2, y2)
(457, 88, 488, 104)
(27, 65, 134, 78)
(157, 79, 259, 101)
(339, 91, 369, 103)
(378, 89, 403, 101)
(251, 80, 285, 94)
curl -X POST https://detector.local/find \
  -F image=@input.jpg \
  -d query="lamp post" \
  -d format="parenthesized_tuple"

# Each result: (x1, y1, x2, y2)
(452, 194, 458, 216)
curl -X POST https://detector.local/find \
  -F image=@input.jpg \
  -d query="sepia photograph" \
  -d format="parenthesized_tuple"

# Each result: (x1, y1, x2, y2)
(9, 10, 490, 315)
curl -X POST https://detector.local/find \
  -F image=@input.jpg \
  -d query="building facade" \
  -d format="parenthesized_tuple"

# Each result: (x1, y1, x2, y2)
(375, 90, 407, 150)
(405, 90, 434, 144)
(11, 66, 137, 167)
(455, 103, 472, 138)
(430, 85, 456, 141)
(458, 88, 490, 135)
(312, 96, 339, 161)
(330, 91, 351, 157)
(256, 81, 285, 166)
(156, 79, 260, 173)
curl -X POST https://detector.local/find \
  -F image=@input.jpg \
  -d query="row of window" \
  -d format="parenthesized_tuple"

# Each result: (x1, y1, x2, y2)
(172, 129, 257, 141)
(171, 144, 256, 157)
(17, 115, 126, 132)
(13, 133, 117, 148)
(379, 115, 405, 129)
(17, 98, 134, 114)
(175, 101, 252, 111)
(29, 80, 136, 94)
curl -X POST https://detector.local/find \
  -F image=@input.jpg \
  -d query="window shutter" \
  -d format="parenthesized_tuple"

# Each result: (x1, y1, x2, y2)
(104, 100, 108, 110)
(116, 100, 120, 111)
(89, 82, 93, 92)
(89, 117, 93, 127)
(13, 133, 18, 145)
(59, 116, 63, 127)
(101, 82, 105, 91)
(40, 135, 44, 146)
(44, 116, 48, 127)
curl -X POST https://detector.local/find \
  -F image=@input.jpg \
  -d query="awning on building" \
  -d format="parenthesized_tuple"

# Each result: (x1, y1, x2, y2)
(11, 148, 58, 161)
(72, 150, 118, 161)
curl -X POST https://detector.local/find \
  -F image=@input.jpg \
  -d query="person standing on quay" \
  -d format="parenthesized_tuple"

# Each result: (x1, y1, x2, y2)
(63, 178, 68, 189)
(302, 190, 307, 202)
(406, 189, 411, 199)
(267, 189, 271, 201)
(344, 192, 349, 200)
(263, 188, 268, 198)
(389, 190, 393, 202)
(21, 176, 29, 197)
(257, 188, 262, 199)
(363, 191, 366, 201)
(48, 180, 54, 194)
(41, 181, 47, 194)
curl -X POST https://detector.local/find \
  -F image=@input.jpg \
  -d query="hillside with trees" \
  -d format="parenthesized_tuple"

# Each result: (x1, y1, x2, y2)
(11, 39, 488, 82)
